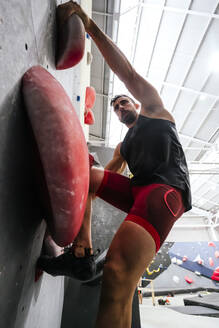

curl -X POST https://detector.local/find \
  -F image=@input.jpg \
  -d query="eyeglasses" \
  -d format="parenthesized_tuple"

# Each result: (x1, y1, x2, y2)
(114, 99, 129, 111)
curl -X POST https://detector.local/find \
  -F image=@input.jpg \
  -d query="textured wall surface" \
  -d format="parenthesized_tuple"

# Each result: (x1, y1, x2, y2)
(89, 145, 127, 251)
(0, 1, 75, 327)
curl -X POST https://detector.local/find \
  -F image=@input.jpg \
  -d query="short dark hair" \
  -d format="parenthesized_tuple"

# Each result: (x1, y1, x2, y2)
(110, 94, 135, 106)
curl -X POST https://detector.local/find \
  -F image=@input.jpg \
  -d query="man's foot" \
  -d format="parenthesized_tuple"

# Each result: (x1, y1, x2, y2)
(73, 244, 93, 258)
(37, 247, 98, 281)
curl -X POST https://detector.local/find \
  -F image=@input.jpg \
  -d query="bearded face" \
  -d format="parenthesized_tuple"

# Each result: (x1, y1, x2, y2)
(120, 109, 138, 125)
(113, 97, 138, 126)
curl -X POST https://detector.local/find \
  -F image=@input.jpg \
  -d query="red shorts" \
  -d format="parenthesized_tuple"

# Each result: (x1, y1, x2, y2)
(96, 170, 185, 252)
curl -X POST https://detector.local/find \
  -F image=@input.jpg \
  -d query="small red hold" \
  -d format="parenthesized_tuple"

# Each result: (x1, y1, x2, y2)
(208, 241, 216, 247)
(85, 86, 96, 109)
(211, 275, 219, 282)
(211, 267, 219, 281)
(185, 276, 193, 284)
(215, 250, 219, 258)
(84, 108, 95, 125)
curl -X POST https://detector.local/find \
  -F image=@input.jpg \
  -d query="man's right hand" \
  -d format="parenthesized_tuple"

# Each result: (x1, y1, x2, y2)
(57, 1, 91, 30)
(68, 1, 91, 31)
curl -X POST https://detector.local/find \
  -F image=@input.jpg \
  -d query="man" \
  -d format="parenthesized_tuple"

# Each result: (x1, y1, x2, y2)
(38, 2, 191, 328)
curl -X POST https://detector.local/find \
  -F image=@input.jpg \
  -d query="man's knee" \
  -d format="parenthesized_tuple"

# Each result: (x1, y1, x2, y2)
(102, 259, 136, 301)
(103, 261, 125, 292)
(103, 255, 134, 287)
(104, 260, 123, 281)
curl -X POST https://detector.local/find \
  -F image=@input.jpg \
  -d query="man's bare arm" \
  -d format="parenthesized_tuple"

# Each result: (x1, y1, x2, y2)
(104, 143, 126, 174)
(69, 2, 165, 114)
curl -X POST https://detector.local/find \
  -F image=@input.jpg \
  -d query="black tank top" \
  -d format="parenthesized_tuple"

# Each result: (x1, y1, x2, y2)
(120, 115, 192, 211)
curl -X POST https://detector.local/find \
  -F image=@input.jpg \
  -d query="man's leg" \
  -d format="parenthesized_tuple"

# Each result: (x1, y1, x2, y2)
(73, 192, 94, 257)
(73, 166, 105, 257)
(95, 220, 156, 328)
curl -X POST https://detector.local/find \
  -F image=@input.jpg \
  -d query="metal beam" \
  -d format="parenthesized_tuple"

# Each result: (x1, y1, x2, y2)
(190, 205, 209, 216)
(130, 0, 144, 65)
(120, 4, 138, 16)
(178, 77, 217, 133)
(119, 3, 219, 20)
(145, 0, 166, 78)
(168, 10, 215, 115)
(188, 171, 219, 175)
(96, 92, 111, 99)
(105, 0, 122, 146)
(159, 0, 192, 95)
(162, 81, 218, 100)
(141, 3, 219, 20)
(184, 147, 215, 151)
(188, 162, 219, 165)
(92, 11, 114, 17)
(174, 224, 211, 228)
(193, 195, 219, 206)
(179, 133, 212, 146)
(210, 225, 218, 240)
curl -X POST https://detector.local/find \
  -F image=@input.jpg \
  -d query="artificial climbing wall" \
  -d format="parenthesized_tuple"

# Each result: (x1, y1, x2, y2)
(141, 241, 219, 295)
(0, 1, 91, 327)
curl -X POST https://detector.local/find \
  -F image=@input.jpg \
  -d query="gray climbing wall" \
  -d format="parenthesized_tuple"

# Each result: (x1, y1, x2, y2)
(89, 145, 128, 251)
(0, 1, 80, 327)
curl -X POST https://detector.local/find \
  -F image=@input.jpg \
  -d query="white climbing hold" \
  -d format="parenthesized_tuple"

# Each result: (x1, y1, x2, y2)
(173, 275, 180, 284)
(171, 257, 177, 264)
(176, 259, 183, 265)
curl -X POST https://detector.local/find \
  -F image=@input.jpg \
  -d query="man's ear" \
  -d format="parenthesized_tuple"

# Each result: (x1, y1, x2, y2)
(135, 103, 140, 110)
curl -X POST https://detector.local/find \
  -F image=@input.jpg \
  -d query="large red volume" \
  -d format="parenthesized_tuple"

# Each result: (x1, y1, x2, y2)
(22, 65, 89, 246)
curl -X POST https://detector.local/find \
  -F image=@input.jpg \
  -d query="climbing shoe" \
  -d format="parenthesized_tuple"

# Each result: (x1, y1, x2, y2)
(37, 247, 99, 281)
